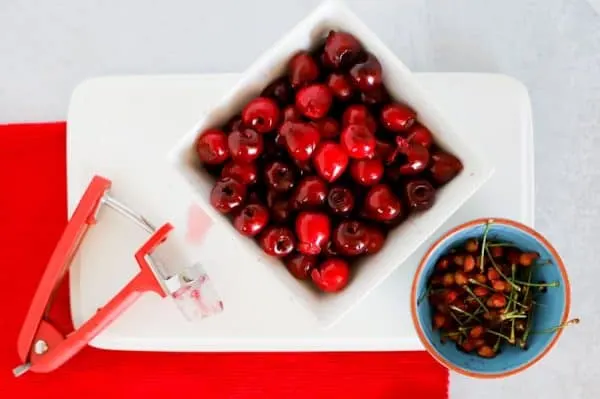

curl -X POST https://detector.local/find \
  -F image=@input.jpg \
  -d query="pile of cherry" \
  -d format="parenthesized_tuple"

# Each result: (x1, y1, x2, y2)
(196, 30, 463, 293)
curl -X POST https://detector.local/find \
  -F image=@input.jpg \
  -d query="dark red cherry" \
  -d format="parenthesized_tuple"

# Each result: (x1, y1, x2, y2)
(241, 97, 280, 133)
(271, 199, 293, 223)
(405, 179, 436, 211)
(264, 161, 295, 193)
(312, 117, 340, 139)
(326, 73, 354, 101)
(288, 51, 320, 88)
(291, 176, 328, 210)
(381, 103, 416, 132)
(233, 203, 269, 236)
(259, 226, 295, 257)
(221, 161, 257, 185)
(282, 105, 302, 123)
(261, 77, 294, 105)
(210, 177, 246, 214)
(311, 258, 350, 293)
(313, 141, 349, 183)
(430, 151, 463, 184)
(285, 253, 318, 280)
(342, 105, 377, 134)
(363, 184, 402, 221)
(196, 129, 230, 165)
(323, 30, 363, 70)
(295, 211, 331, 255)
(407, 123, 433, 148)
(340, 124, 376, 159)
(295, 84, 333, 120)
(364, 226, 385, 255)
(228, 128, 264, 163)
(373, 139, 398, 165)
(281, 121, 321, 161)
(361, 86, 390, 105)
(349, 53, 382, 92)
(322, 241, 340, 257)
(224, 116, 243, 133)
(327, 187, 355, 216)
(350, 158, 384, 186)
(333, 220, 368, 256)
(396, 137, 430, 175)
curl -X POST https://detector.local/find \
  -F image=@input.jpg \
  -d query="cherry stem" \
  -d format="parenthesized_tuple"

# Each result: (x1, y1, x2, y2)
(532, 318, 580, 334)
(512, 280, 560, 288)
(493, 335, 502, 352)
(464, 286, 489, 313)
(500, 311, 527, 321)
(449, 305, 481, 322)
(468, 278, 530, 309)
(479, 221, 492, 273)
(485, 247, 522, 292)
(487, 329, 515, 344)
(487, 242, 518, 248)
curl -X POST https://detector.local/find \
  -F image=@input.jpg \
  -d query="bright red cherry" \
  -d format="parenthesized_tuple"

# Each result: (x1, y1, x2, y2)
(333, 220, 368, 256)
(210, 177, 246, 214)
(395, 137, 430, 175)
(430, 151, 463, 185)
(264, 161, 296, 193)
(261, 76, 294, 105)
(312, 117, 340, 139)
(349, 53, 382, 92)
(381, 103, 416, 132)
(195, 129, 230, 165)
(241, 97, 280, 133)
(285, 253, 318, 280)
(340, 124, 376, 159)
(233, 203, 269, 236)
(363, 184, 402, 221)
(405, 179, 436, 211)
(259, 226, 295, 257)
(350, 158, 384, 186)
(291, 176, 328, 210)
(322, 30, 363, 70)
(228, 128, 263, 162)
(295, 211, 331, 255)
(327, 187, 354, 216)
(364, 226, 385, 255)
(288, 51, 320, 88)
(221, 161, 257, 185)
(281, 121, 321, 161)
(326, 73, 354, 101)
(313, 142, 349, 183)
(295, 84, 333, 120)
(311, 258, 350, 293)
(342, 105, 376, 134)
(407, 123, 433, 148)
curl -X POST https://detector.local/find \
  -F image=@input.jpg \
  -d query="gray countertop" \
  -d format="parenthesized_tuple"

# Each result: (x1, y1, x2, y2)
(1, 0, 598, 397)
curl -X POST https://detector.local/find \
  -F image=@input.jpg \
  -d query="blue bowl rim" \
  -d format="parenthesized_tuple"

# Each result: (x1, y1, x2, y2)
(410, 217, 571, 379)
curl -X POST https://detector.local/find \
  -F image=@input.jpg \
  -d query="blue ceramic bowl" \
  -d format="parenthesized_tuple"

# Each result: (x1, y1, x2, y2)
(411, 218, 571, 378)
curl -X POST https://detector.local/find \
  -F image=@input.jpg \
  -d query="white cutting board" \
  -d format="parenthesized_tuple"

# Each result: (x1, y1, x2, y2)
(66, 73, 533, 351)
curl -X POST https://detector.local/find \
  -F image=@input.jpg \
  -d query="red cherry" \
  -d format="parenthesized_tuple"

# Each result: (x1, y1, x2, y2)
(407, 123, 433, 148)
(233, 203, 269, 236)
(322, 240, 340, 257)
(405, 179, 436, 211)
(333, 220, 368, 256)
(282, 105, 302, 123)
(373, 139, 398, 165)
(364, 226, 385, 254)
(295, 84, 333, 120)
(349, 53, 382, 92)
(271, 199, 293, 223)
(430, 151, 463, 184)
(312, 117, 339, 139)
(340, 124, 376, 159)
(363, 184, 402, 221)
(326, 73, 354, 101)
(295, 211, 331, 255)
(264, 161, 296, 193)
(396, 137, 430, 175)
(381, 103, 416, 132)
(281, 121, 321, 161)
(293, 158, 315, 176)
(285, 253, 318, 280)
(288, 51, 320, 88)
(322, 30, 363, 70)
(259, 226, 295, 257)
(361, 86, 389, 105)
(313, 142, 349, 183)
(261, 76, 294, 105)
(291, 176, 328, 210)
(196, 129, 230, 165)
(224, 116, 243, 133)
(221, 161, 257, 185)
(228, 128, 263, 162)
(210, 177, 246, 214)
(327, 186, 354, 216)
(241, 97, 280, 133)
(350, 158, 384, 186)
(342, 105, 376, 134)
(311, 258, 350, 293)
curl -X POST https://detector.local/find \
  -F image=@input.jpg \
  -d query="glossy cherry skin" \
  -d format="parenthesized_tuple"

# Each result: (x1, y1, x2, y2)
(340, 124, 376, 159)
(285, 253, 318, 280)
(364, 226, 385, 254)
(295, 84, 333, 120)
(228, 128, 263, 163)
(323, 30, 363, 70)
(342, 104, 377, 134)
(210, 177, 246, 214)
(196, 129, 230, 165)
(291, 176, 328, 210)
(313, 141, 349, 183)
(241, 97, 280, 134)
(361, 86, 389, 105)
(396, 137, 430, 175)
(326, 73, 354, 101)
(282, 105, 302, 123)
(288, 51, 320, 88)
(311, 258, 350, 293)
(312, 117, 339, 139)
(373, 139, 397, 165)
(407, 123, 433, 148)
(381, 103, 417, 132)
(221, 161, 257, 185)
(281, 121, 321, 161)
(327, 186, 354, 216)
(349, 53, 382, 92)
(363, 184, 402, 221)
(333, 220, 368, 256)
(261, 76, 294, 105)
(264, 161, 296, 193)
(405, 179, 436, 211)
(295, 211, 331, 255)
(233, 203, 269, 236)
(429, 151, 463, 184)
(350, 158, 384, 186)
(259, 226, 296, 257)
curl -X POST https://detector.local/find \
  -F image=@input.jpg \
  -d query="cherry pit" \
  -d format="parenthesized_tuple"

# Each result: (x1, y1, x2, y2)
(195, 30, 463, 294)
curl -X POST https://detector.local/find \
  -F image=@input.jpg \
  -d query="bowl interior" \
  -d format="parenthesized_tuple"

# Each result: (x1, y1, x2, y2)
(413, 220, 569, 377)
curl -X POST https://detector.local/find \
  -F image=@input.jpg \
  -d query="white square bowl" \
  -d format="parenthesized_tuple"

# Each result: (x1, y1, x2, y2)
(167, 0, 494, 328)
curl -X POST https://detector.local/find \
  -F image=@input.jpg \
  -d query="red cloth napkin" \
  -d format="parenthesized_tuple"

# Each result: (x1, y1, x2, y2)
(0, 122, 448, 399)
